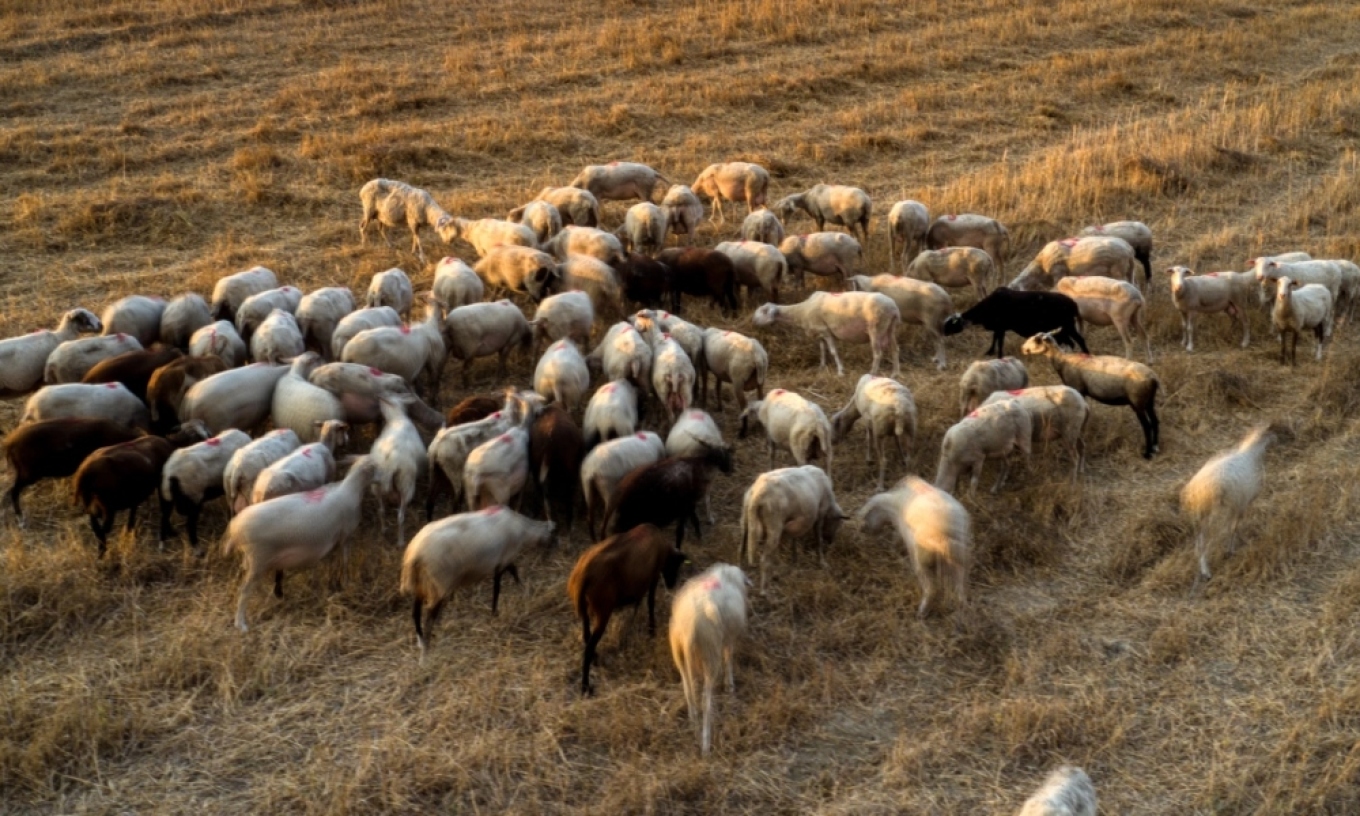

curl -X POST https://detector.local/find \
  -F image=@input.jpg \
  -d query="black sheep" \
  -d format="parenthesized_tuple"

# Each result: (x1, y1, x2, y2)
(942, 287, 1089, 358)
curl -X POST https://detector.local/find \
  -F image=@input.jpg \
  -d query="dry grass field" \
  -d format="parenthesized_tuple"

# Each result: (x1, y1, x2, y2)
(5, 0, 1360, 812)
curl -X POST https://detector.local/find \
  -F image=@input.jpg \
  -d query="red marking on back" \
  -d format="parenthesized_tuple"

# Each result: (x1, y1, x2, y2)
(366, 367, 381, 377)
(400, 325, 411, 335)
(117, 332, 127, 340)
(602, 384, 615, 393)
(491, 411, 502, 418)
(723, 330, 732, 336)
(828, 292, 842, 297)
(283, 286, 295, 292)
(1007, 389, 1024, 396)
(1205, 272, 1219, 277)
(690, 411, 704, 420)
(607, 161, 621, 167)
(701, 578, 721, 591)
(1091, 225, 1104, 232)
(498, 434, 511, 443)
(302, 448, 313, 457)
(946, 214, 957, 221)
(104, 382, 118, 389)
(661, 311, 671, 318)
(968, 410, 979, 418)
(206, 438, 221, 447)
(1059, 238, 1079, 248)
(636, 432, 647, 439)
(771, 388, 785, 396)
(304, 489, 325, 503)
(442, 257, 454, 263)
(662, 332, 671, 339)
(483, 505, 504, 515)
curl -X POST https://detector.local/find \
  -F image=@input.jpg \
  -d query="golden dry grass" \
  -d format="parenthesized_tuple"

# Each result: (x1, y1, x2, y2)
(4, 0, 1360, 812)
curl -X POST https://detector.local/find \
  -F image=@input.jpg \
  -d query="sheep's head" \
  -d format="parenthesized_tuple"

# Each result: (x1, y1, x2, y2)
(751, 303, 779, 328)
(737, 402, 763, 438)
(1274, 276, 1296, 303)
(941, 314, 966, 336)
(1020, 333, 1059, 356)
(771, 195, 799, 222)
(290, 351, 324, 378)
(435, 215, 458, 243)
(856, 496, 895, 536)
(65, 308, 102, 334)
(822, 507, 849, 548)
(317, 419, 351, 450)
(170, 419, 211, 445)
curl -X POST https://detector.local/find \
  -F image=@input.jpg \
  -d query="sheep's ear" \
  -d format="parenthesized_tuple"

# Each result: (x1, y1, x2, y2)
(313, 420, 325, 428)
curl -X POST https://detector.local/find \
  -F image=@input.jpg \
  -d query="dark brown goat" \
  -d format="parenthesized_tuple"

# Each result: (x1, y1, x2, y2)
(445, 393, 503, 427)
(656, 248, 739, 316)
(529, 404, 584, 530)
(614, 252, 669, 309)
(4, 418, 146, 526)
(567, 523, 686, 694)
(82, 346, 184, 404)
(602, 443, 734, 550)
(72, 421, 209, 556)
(146, 354, 229, 428)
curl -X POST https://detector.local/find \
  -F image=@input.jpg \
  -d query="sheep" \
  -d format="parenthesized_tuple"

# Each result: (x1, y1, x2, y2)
(586, 321, 652, 394)
(698, 328, 767, 414)
(738, 388, 834, 476)
(649, 331, 697, 426)
(401, 507, 555, 655)
(752, 291, 901, 377)
(666, 409, 727, 524)
(1181, 424, 1276, 584)
(1082, 219, 1153, 286)
(933, 400, 1032, 495)
(444, 393, 504, 427)
(81, 346, 183, 404)
(308, 362, 443, 431)
(655, 247, 739, 315)
(443, 216, 539, 258)
(527, 254, 626, 318)
(249, 309, 305, 364)
(1253, 256, 1343, 309)
(544, 225, 625, 266)
(580, 431, 667, 540)
(714, 240, 791, 305)
(369, 397, 425, 547)
(669, 563, 750, 756)
(942, 287, 1089, 358)
(1021, 332, 1160, 458)
(358, 178, 451, 263)
(146, 354, 228, 426)
(0, 308, 102, 398)
(341, 296, 447, 396)
(982, 385, 1090, 482)
(251, 419, 350, 505)
(569, 523, 686, 694)
(101, 295, 165, 347)
(211, 265, 278, 321)
(830, 374, 917, 490)
(692, 161, 770, 223)
(511, 200, 563, 244)
(616, 202, 668, 257)
(21, 382, 149, 429)
(531, 290, 594, 355)
(330, 305, 401, 361)
(158, 428, 252, 551)
(534, 339, 591, 413)
(72, 420, 209, 556)
(295, 286, 356, 359)
(739, 208, 785, 246)
(189, 320, 247, 367)
(463, 427, 532, 511)
(778, 232, 862, 286)
(603, 443, 734, 550)
(365, 267, 414, 318)
(1165, 266, 1254, 352)
(1272, 276, 1333, 365)
(474, 245, 560, 298)
(235, 285, 302, 341)
(3, 418, 144, 527)
(572, 161, 670, 204)
(1016, 767, 1098, 816)
(925, 213, 1010, 272)
(425, 390, 531, 518)
(633, 309, 705, 364)
(847, 273, 952, 370)
(44, 333, 142, 384)
(661, 184, 705, 246)
(773, 184, 872, 244)
(887, 200, 930, 271)
(905, 246, 994, 301)
(179, 363, 290, 434)
(1010, 236, 1137, 291)
(858, 475, 971, 618)
(614, 252, 670, 309)
(445, 300, 534, 386)
(225, 457, 380, 632)
(271, 352, 344, 443)
(514, 186, 599, 228)
(739, 466, 846, 592)
(158, 294, 212, 350)
(223, 429, 301, 515)
(583, 380, 640, 449)
(958, 357, 1029, 417)
(1054, 274, 1151, 360)
(528, 403, 584, 528)
(432, 257, 484, 310)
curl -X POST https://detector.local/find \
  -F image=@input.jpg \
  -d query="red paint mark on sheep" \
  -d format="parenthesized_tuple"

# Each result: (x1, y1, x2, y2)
(117, 332, 127, 340)
(304, 489, 325, 503)
(206, 438, 221, 447)
(104, 382, 119, 389)
(491, 411, 502, 418)
(1007, 389, 1024, 396)
(771, 388, 785, 396)
(483, 505, 503, 514)
(946, 214, 957, 221)
(498, 434, 511, 443)
(690, 411, 704, 420)
(968, 410, 979, 418)
(400, 325, 411, 335)
(636, 432, 647, 439)
(602, 384, 614, 393)
(701, 578, 721, 591)
(368, 367, 382, 376)
(302, 448, 313, 457)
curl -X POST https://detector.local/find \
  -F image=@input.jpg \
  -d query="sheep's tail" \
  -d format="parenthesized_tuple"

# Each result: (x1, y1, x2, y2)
(399, 553, 421, 597)
(220, 522, 242, 558)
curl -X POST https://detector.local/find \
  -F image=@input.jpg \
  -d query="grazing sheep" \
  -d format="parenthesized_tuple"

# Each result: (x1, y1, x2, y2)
(295, 286, 356, 359)
(982, 385, 1090, 482)
(463, 427, 532, 512)
(906, 246, 994, 301)
(571, 161, 671, 203)
(425, 390, 530, 518)
(715, 240, 791, 305)
(753, 291, 901, 377)
(633, 309, 705, 364)
(1009, 237, 1135, 291)
(444, 300, 534, 386)
(692, 161, 770, 222)
(432, 257, 484, 310)
(531, 290, 595, 354)
(1021, 332, 1160, 458)
(586, 321, 652, 393)
(1181, 424, 1276, 584)
(211, 265, 278, 321)
(614, 252, 670, 310)
(670, 563, 750, 756)
(650, 332, 697, 427)
(887, 200, 930, 271)
(603, 444, 735, 550)
(583, 379, 640, 448)
(0, 308, 102, 398)
(4, 418, 144, 527)
(225, 457, 379, 631)
(358, 178, 451, 263)
(738, 388, 834, 476)
(779, 232, 862, 286)
(666, 409, 727, 524)
(1165, 265, 1257, 352)
(342, 296, 447, 396)
(366, 267, 414, 319)
(159, 294, 212, 350)
(223, 429, 300, 515)
(698, 327, 767, 413)
(249, 309, 305, 364)
(655, 247, 739, 315)
(307, 362, 442, 431)
(101, 295, 165, 347)
(81, 346, 183, 404)
(958, 357, 1029, 417)
(740, 208, 785, 246)
(942, 287, 1088, 358)
(528, 254, 626, 318)
(369, 397, 425, 547)
(616, 202, 668, 257)
(443, 217, 539, 258)
(739, 465, 846, 592)
(661, 184, 706, 246)
(21, 382, 149, 429)
(330, 306, 401, 361)
(925, 213, 1010, 272)
(580, 431, 667, 540)
(848, 273, 951, 370)
(158, 428, 252, 551)
(444, 393, 504, 427)
(934, 400, 1032, 495)
(569, 523, 686, 694)
(514, 186, 599, 228)
(146, 354, 228, 426)
(251, 419, 350, 504)
(773, 184, 872, 244)
(511, 200, 563, 244)
(831, 374, 917, 490)
(1054, 274, 1151, 360)
(235, 285, 302, 341)
(528, 404, 585, 528)
(401, 507, 555, 656)
(1272, 277, 1333, 365)
(858, 475, 971, 617)
(45, 333, 142, 384)
(180, 363, 290, 434)
(189, 320, 247, 367)
(534, 339, 591, 413)
(271, 352, 344, 443)
(1016, 767, 1098, 816)
(1082, 220, 1153, 286)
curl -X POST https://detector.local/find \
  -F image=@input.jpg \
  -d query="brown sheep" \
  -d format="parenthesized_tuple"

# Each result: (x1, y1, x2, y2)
(145, 354, 229, 428)
(656, 248, 739, 316)
(528, 404, 584, 530)
(4, 418, 145, 527)
(81, 346, 184, 405)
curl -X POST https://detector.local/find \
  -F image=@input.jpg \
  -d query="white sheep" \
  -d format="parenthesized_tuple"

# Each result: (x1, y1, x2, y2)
(887, 200, 929, 272)
(617, 202, 668, 257)
(905, 246, 995, 301)
(669, 563, 750, 756)
(426, 391, 533, 514)
(295, 286, 355, 359)
(211, 265, 278, 321)
(545, 225, 626, 266)
(369, 396, 425, 547)
(925, 214, 1010, 272)
(847, 273, 952, 370)
(587, 321, 652, 393)
(528, 254, 625, 318)
(159, 294, 212, 350)
(101, 295, 165, 347)
(463, 428, 531, 511)
(1010, 236, 1136, 291)
(248, 309, 304, 364)
(1181, 424, 1276, 584)
(1272, 276, 1333, 365)
(666, 408, 727, 523)
(958, 357, 1029, 417)
(773, 184, 872, 244)
(235, 285, 302, 340)
(698, 327, 767, 413)
(444, 216, 539, 258)
(934, 400, 1032, 495)
(571, 161, 670, 203)
(445, 300, 533, 386)
(531, 290, 595, 354)
(1016, 766, 1097, 816)
(271, 352, 345, 443)
(858, 475, 971, 618)
(738, 388, 834, 476)
(632, 309, 704, 364)
(511, 200, 563, 244)
(366, 267, 414, 318)
(188, 320, 248, 367)
(778, 232, 862, 285)
(0, 308, 102, 398)
(739, 208, 785, 246)
(432, 257, 484, 309)
(1082, 219, 1153, 285)
(583, 379, 639, 448)
(330, 306, 401, 361)
(223, 428, 301, 514)
(474, 245, 559, 298)
(715, 240, 791, 305)
(1054, 274, 1151, 360)
(649, 331, 697, 426)
(579, 431, 667, 539)
(830, 374, 917, 490)
(753, 291, 901, 377)
(251, 418, 350, 504)
(515, 186, 600, 228)
(533, 339, 590, 412)
(692, 161, 770, 223)
(1253, 256, 1342, 308)
(341, 296, 447, 395)
(159, 428, 252, 551)
(1165, 266, 1254, 352)
(661, 184, 705, 246)
(44, 333, 142, 384)
(21, 382, 149, 428)
(180, 363, 290, 434)
(358, 178, 451, 263)
(739, 466, 845, 592)
(982, 385, 1090, 482)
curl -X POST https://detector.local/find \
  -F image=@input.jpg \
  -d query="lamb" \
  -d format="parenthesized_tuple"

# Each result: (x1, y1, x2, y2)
(778, 232, 862, 285)
(211, 265, 278, 321)
(474, 245, 559, 298)
(251, 419, 350, 504)
(773, 184, 872, 244)
(648, 328, 697, 426)
(830, 375, 917, 490)
(369, 397, 425, 546)
(1165, 266, 1254, 352)
(739, 466, 846, 592)
(189, 320, 247, 367)
(614, 252, 669, 309)
(0, 308, 102, 398)
(887, 200, 929, 271)
(444, 300, 533, 386)
(570, 161, 671, 203)
(223, 429, 300, 514)
(905, 246, 994, 301)
(691, 161, 770, 222)
(958, 357, 1029, 417)
(528, 404, 584, 528)
(158, 293, 212, 350)
(179, 363, 290, 434)
(666, 409, 727, 524)
(847, 273, 951, 370)
(531, 290, 594, 354)
(1082, 219, 1153, 286)
(1021, 332, 1160, 458)
(714, 240, 791, 305)
(1010, 236, 1137, 291)
(580, 431, 667, 540)
(1016, 767, 1098, 816)
(1272, 276, 1333, 365)
(235, 285, 302, 341)
(569, 523, 686, 694)
(858, 475, 971, 617)
(739, 208, 785, 246)
(432, 257, 484, 310)
(925, 213, 1010, 272)
(942, 287, 1088, 358)
(1181, 424, 1276, 584)
(463, 427, 531, 511)
(401, 506, 555, 655)
(44, 333, 142, 384)
(341, 296, 447, 396)
(514, 186, 599, 228)
(225, 456, 380, 631)
(738, 388, 834, 476)
(669, 563, 750, 756)
(21, 382, 149, 429)
(443, 216, 539, 258)
(661, 184, 705, 245)
(365, 267, 414, 318)
(616, 202, 668, 257)
(982, 385, 1090, 482)
(752, 291, 901, 377)
(426, 391, 532, 518)
(698, 328, 767, 413)
(249, 309, 305, 364)
(1054, 274, 1151, 360)
(655, 247, 739, 315)
(603, 443, 734, 550)
(146, 354, 229, 426)
(295, 286, 355, 359)
(528, 254, 625, 318)
(583, 380, 640, 448)
(510, 200, 563, 244)
(81, 346, 183, 404)
(101, 295, 165, 347)
(358, 178, 451, 263)
(4, 418, 144, 527)
(933, 400, 1032, 495)
(534, 339, 591, 413)
(330, 306, 401, 361)
(271, 352, 344, 442)
(158, 428, 252, 551)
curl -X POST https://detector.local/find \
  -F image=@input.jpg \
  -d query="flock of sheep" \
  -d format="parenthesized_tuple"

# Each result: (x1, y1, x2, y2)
(10, 156, 1357, 811)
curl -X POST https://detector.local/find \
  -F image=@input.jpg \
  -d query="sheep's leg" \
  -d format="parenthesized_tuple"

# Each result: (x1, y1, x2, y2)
(701, 680, 714, 756)
(491, 567, 505, 614)
(864, 425, 874, 463)
(396, 500, 406, 549)
(917, 578, 936, 619)
(990, 459, 1011, 494)
(126, 504, 138, 531)
(647, 584, 658, 636)
(234, 573, 260, 633)
(822, 334, 846, 376)
(1119, 322, 1134, 360)
(877, 437, 889, 492)
(157, 495, 175, 548)
(10, 480, 28, 529)
(1182, 312, 1193, 351)
(706, 491, 714, 525)
(674, 519, 686, 552)
(767, 438, 775, 472)
(186, 505, 202, 553)
(724, 644, 736, 694)
(273, 570, 285, 599)
(1195, 526, 1211, 582)
(968, 461, 982, 496)
(689, 509, 703, 542)
(412, 598, 427, 658)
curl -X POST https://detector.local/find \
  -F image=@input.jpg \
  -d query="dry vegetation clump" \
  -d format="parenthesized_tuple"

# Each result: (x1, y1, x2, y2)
(4, 0, 1360, 812)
